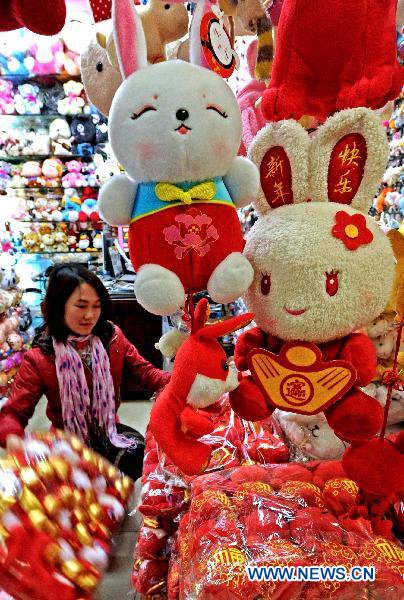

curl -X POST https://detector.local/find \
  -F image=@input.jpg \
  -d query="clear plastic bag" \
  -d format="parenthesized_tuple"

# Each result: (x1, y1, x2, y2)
(0, 430, 133, 600)
(175, 461, 404, 599)
(132, 394, 290, 597)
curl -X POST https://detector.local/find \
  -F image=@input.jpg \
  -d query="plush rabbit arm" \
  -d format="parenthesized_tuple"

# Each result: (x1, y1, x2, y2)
(98, 174, 137, 226)
(339, 332, 377, 387)
(223, 156, 260, 208)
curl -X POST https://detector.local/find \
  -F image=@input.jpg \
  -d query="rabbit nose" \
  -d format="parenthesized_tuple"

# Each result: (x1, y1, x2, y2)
(176, 108, 189, 121)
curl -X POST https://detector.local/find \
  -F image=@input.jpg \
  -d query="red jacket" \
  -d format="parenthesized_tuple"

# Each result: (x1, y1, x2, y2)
(0, 323, 170, 447)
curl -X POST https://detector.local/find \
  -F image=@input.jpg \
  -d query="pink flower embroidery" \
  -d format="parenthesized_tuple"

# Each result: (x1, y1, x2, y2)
(163, 208, 219, 259)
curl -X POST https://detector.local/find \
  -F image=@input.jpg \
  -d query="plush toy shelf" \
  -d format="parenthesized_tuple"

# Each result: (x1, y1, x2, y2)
(19, 249, 101, 254)
(0, 154, 98, 162)
(2, 186, 101, 191)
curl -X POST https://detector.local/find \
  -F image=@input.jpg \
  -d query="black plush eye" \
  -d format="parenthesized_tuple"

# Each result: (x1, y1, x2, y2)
(96, 61, 103, 72)
(164, 3, 170, 8)
(207, 105, 228, 118)
(131, 106, 157, 120)
(221, 359, 229, 371)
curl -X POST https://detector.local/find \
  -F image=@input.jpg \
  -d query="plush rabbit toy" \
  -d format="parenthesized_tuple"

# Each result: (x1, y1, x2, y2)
(99, 0, 259, 316)
(229, 108, 395, 448)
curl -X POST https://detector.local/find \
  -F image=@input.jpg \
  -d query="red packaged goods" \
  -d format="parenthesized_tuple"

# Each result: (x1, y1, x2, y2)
(173, 461, 404, 600)
(0, 430, 133, 600)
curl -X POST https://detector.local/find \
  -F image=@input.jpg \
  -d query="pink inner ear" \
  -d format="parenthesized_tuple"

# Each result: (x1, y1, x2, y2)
(327, 133, 367, 205)
(260, 146, 294, 208)
(112, 0, 138, 78)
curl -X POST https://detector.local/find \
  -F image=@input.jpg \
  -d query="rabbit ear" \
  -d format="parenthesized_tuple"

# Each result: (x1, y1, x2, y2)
(189, 0, 211, 68)
(112, 0, 147, 79)
(309, 108, 389, 213)
(192, 298, 210, 333)
(197, 313, 254, 341)
(248, 120, 310, 216)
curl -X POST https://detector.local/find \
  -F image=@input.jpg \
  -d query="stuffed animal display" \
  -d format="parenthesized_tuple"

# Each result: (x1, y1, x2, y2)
(99, 0, 259, 316)
(229, 108, 395, 449)
(149, 298, 253, 475)
(18, 222, 101, 254)
(81, 0, 190, 117)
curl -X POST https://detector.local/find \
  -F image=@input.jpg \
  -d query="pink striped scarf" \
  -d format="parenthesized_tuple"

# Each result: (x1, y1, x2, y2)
(53, 334, 134, 448)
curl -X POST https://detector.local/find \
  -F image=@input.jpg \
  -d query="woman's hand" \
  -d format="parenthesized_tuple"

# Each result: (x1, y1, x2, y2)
(6, 434, 25, 453)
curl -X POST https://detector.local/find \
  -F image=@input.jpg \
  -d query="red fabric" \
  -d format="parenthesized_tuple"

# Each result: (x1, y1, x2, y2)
(0, 324, 169, 447)
(342, 438, 404, 496)
(0, 0, 66, 35)
(261, 0, 404, 122)
(129, 203, 245, 294)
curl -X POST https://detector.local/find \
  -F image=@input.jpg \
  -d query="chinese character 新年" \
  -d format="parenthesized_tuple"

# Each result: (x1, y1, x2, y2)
(273, 181, 290, 205)
(265, 155, 284, 179)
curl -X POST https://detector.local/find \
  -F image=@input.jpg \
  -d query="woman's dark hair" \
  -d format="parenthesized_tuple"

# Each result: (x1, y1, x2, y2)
(42, 264, 112, 342)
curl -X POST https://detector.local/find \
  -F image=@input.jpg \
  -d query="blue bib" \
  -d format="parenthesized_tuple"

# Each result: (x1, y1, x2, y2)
(131, 177, 234, 223)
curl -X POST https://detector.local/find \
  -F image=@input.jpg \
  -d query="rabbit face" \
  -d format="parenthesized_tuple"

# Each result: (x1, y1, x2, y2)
(244, 202, 394, 343)
(109, 60, 242, 183)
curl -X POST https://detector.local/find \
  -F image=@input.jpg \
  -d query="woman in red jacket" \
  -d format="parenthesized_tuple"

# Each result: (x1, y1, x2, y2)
(0, 264, 170, 480)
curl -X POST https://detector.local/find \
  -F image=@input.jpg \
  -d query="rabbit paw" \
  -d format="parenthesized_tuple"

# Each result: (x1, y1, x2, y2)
(135, 264, 186, 316)
(325, 389, 383, 444)
(207, 252, 254, 304)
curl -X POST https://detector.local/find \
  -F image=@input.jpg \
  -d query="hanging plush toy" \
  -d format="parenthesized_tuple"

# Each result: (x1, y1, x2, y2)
(99, 0, 259, 316)
(0, 0, 66, 35)
(261, 0, 404, 122)
(229, 108, 395, 451)
(149, 298, 253, 475)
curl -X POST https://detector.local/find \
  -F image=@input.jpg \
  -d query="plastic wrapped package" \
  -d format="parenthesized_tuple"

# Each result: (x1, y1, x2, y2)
(0, 430, 134, 600)
(132, 394, 290, 597)
(174, 461, 404, 600)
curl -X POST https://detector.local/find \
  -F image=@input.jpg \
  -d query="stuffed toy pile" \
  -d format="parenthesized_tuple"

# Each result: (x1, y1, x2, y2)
(172, 461, 404, 599)
(132, 394, 290, 597)
(0, 430, 133, 600)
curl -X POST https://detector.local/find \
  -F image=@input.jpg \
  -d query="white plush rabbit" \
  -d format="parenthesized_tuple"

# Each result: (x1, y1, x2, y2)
(98, 0, 258, 316)
(230, 108, 396, 446)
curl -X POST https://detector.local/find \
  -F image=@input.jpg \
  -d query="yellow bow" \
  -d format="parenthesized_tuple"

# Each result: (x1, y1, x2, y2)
(155, 181, 216, 205)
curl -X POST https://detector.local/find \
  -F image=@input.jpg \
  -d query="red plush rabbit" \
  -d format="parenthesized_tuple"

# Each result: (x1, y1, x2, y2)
(149, 298, 252, 476)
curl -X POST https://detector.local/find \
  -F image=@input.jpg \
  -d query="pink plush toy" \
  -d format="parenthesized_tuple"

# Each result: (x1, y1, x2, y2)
(237, 40, 266, 157)
(62, 160, 85, 188)
(0, 80, 15, 115)
(26, 38, 64, 76)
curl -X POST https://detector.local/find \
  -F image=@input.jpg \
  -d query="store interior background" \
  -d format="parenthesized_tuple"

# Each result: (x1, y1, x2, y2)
(0, 0, 402, 598)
